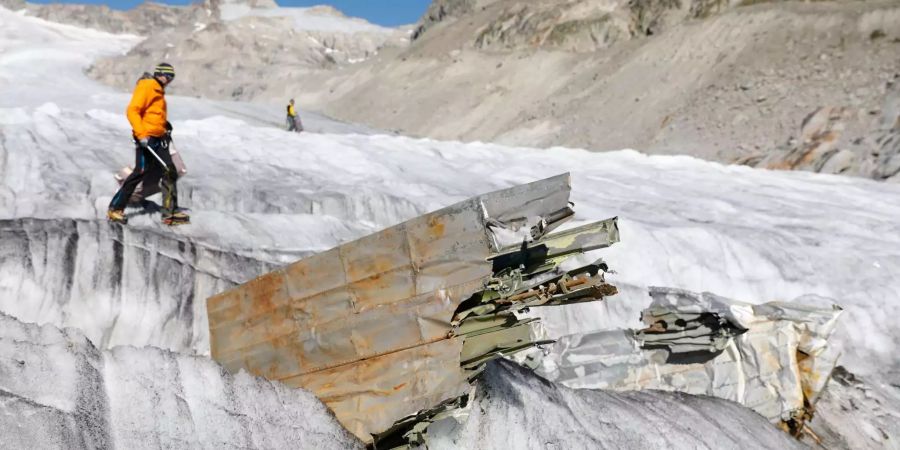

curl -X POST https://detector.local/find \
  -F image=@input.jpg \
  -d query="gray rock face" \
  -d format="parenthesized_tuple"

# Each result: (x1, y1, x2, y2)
(412, 0, 482, 40)
(742, 75, 900, 181)
(472, 3, 633, 52)
(82, 1, 409, 100)
(414, 0, 733, 52)
(0, 0, 24, 10)
(16, 0, 214, 35)
(872, 77, 900, 181)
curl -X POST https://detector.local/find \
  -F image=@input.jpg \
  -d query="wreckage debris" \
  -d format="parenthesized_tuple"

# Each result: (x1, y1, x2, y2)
(206, 173, 844, 446)
(537, 287, 843, 441)
(206, 174, 621, 446)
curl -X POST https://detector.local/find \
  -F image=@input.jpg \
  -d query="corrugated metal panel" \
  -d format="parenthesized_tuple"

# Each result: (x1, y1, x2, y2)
(283, 337, 469, 442)
(207, 174, 575, 442)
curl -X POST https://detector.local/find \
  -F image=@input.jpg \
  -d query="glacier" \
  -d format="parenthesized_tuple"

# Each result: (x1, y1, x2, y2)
(1, 4, 899, 449)
(429, 360, 805, 450)
(2, 310, 813, 449)
(0, 312, 363, 449)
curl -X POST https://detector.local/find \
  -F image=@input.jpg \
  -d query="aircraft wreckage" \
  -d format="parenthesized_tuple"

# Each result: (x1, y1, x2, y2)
(537, 287, 843, 441)
(206, 174, 842, 447)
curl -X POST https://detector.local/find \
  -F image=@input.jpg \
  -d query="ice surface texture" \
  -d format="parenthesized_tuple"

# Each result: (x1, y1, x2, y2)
(0, 218, 285, 353)
(428, 360, 806, 450)
(1, 311, 805, 450)
(0, 312, 363, 450)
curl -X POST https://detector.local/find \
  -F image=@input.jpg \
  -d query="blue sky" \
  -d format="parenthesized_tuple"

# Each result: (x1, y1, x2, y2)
(28, 0, 432, 26)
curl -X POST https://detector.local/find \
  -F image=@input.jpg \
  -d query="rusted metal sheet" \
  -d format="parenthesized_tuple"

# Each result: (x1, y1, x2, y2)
(283, 337, 470, 441)
(207, 174, 588, 440)
(207, 174, 621, 443)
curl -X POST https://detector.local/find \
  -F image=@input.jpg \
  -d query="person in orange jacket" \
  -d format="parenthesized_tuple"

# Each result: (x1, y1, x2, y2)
(108, 63, 188, 225)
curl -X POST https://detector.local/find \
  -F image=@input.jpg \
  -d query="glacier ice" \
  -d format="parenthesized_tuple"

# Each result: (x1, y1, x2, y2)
(428, 360, 806, 450)
(0, 218, 296, 354)
(1, 310, 808, 450)
(0, 312, 363, 450)
(810, 366, 900, 449)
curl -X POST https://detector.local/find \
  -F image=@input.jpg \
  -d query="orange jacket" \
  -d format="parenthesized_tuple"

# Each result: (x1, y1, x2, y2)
(126, 77, 167, 139)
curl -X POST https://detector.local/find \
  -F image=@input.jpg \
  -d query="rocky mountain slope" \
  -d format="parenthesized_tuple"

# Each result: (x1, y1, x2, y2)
(12, 0, 898, 179)
(304, 0, 900, 180)
(0, 0, 410, 100)
(0, 0, 210, 35)
(85, 0, 412, 100)
(744, 76, 900, 179)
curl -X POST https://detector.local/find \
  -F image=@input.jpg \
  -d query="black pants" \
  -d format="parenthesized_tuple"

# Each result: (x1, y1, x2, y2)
(109, 137, 178, 215)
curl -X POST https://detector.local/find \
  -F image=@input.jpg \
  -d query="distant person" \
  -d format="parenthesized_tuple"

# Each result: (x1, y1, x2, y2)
(286, 98, 303, 132)
(108, 63, 189, 226)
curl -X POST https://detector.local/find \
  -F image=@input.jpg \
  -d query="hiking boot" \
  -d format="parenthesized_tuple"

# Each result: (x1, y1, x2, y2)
(107, 209, 127, 224)
(162, 211, 190, 226)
